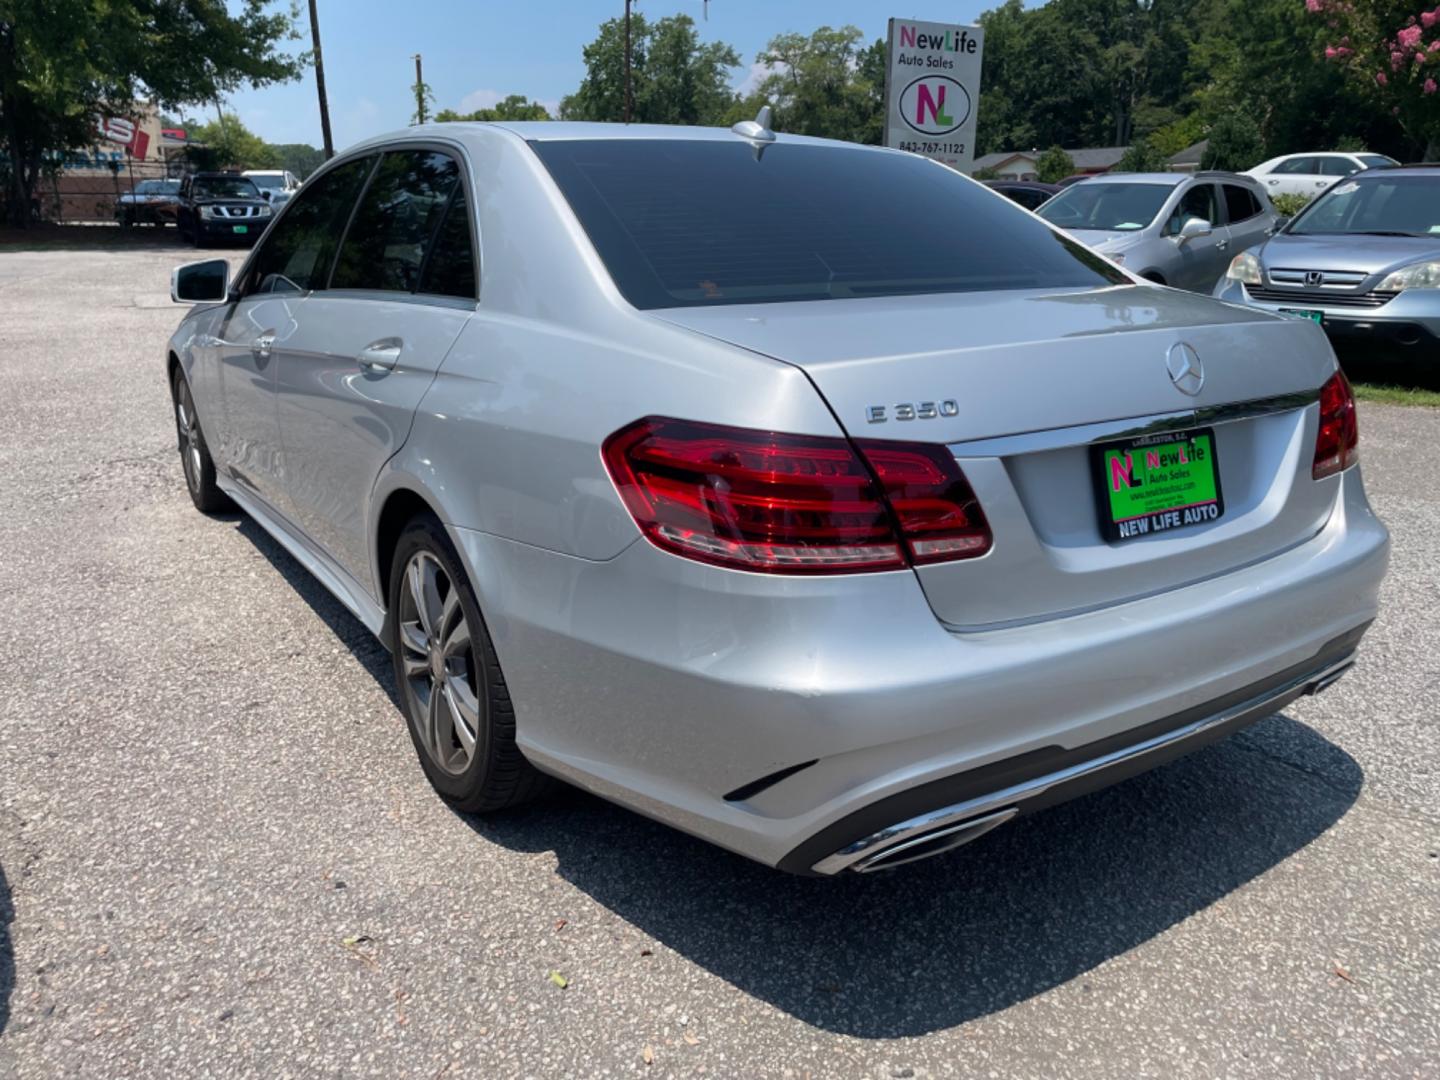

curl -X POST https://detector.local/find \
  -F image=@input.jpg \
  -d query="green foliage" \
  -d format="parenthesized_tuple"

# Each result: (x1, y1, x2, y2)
(0, 0, 306, 225)
(1269, 192, 1313, 217)
(270, 142, 324, 179)
(1200, 113, 1264, 171)
(189, 112, 280, 170)
(1147, 114, 1208, 158)
(971, 165, 1002, 181)
(560, 13, 739, 126)
(436, 95, 553, 123)
(750, 26, 884, 143)
(412, 79, 435, 126)
(1035, 146, 1076, 184)
(1116, 139, 1170, 172)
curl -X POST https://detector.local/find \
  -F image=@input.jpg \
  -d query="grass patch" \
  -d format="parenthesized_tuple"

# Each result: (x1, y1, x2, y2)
(1351, 382, 1440, 408)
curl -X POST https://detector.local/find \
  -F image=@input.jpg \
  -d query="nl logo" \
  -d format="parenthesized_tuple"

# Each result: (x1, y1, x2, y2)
(893, 25, 978, 137)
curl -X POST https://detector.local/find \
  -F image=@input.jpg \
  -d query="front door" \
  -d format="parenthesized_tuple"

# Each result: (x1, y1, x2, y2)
(1166, 182, 1230, 292)
(273, 147, 478, 589)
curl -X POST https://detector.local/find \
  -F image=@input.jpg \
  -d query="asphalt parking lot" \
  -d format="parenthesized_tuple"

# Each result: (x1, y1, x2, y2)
(0, 237, 1437, 1078)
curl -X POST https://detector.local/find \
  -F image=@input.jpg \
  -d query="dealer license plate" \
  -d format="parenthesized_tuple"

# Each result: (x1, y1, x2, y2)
(232, 225, 249, 235)
(1092, 428, 1225, 543)
(1278, 307, 1323, 325)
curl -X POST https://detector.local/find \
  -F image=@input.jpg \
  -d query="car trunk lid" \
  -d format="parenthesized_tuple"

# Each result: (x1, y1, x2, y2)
(651, 286, 1337, 627)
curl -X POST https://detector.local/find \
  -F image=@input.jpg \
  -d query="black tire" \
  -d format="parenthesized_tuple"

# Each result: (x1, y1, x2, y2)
(118, 210, 133, 230)
(387, 515, 552, 813)
(171, 369, 232, 513)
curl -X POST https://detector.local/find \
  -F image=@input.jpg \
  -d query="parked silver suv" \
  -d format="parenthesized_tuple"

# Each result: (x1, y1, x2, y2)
(1039, 171, 1281, 292)
(165, 122, 1386, 874)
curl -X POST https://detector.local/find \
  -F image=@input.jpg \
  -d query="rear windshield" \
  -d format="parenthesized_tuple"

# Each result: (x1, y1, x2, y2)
(1288, 173, 1440, 237)
(531, 139, 1125, 309)
(1037, 182, 1173, 232)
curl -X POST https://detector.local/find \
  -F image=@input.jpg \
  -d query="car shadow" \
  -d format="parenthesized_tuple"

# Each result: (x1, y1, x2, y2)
(0, 861, 13, 1037)
(231, 515, 399, 709)
(463, 715, 1361, 1038)
(221, 509, 1362, 1038)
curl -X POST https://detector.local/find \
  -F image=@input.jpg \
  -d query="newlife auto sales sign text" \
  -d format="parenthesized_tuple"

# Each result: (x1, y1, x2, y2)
(884, 18, 984, 172)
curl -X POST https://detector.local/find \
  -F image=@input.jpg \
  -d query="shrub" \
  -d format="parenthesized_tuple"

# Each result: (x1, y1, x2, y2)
(1035, 145, 1076, 183)
(1270, 192, 1313, 217)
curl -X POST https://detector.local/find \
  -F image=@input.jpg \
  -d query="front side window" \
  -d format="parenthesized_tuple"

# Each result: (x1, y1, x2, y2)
(534, 140, 1125, 309)
(244, 156, 374, 295)
(1038, 182, 1172, 233)
(1223, 184, 1262, 224)
(1166, 184, 1218, 233)
(1272, 157, 1317, 175)
(331, 150, 461, 292)
(1289, 174, 1440, 237)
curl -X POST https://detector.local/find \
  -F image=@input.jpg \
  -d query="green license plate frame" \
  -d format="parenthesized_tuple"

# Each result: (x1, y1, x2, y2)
(1091, 427, 1225, 543)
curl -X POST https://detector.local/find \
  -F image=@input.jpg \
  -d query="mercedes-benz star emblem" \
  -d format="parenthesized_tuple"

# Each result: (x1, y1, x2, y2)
(1166, 342, 1205, 396)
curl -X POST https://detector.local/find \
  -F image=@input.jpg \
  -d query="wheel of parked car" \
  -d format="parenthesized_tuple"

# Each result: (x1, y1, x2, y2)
(171, 369, 230, 513)
(118, 210, 133, 229)
(388, 516, 552, 814)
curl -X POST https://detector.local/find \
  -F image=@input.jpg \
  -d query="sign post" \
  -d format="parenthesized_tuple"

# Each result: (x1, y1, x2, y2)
(883, 19, 984, 173)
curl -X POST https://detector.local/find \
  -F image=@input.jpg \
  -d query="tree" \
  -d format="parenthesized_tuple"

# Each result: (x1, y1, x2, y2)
(560, 13, 739, 126)
(1116, 138, 1171, 172)
(1200, 112, 1264, 170)
(0, 0, 306, 226)
(189, 112, 280, 170)
(270, 142, 324, 178)
(436, 95, 553, 123)
(1035, 145, 1076, 182)
(749, 26, 882, 143)
(1308, 0, 1440, 158)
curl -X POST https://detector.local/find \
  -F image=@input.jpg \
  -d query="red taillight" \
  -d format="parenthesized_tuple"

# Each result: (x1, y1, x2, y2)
(601, 417, 992, 574)
(1313, 371, 1359, 480)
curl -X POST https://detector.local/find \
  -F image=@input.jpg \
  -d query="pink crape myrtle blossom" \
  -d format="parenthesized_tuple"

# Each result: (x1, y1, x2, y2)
(1427, 78, 1439, 94)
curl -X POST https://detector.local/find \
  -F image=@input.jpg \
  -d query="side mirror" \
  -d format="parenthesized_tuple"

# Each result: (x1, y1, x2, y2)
(1178, 216, 1212, 243)
(171, 258, 230, 303)
(260, 189, 272, 201)
(1266, 217, 1291, 236)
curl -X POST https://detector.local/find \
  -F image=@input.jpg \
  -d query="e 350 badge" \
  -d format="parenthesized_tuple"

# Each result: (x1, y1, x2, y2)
(865, 400, 959, 423)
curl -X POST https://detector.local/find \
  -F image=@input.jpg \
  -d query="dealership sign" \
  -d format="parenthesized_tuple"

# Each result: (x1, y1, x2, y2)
(883, 19, 984, 172)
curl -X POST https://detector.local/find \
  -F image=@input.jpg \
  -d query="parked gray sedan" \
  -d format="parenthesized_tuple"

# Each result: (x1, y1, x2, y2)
(1215, 165, 1440, 356)
(1039, 171, 1281, 291)
(165, 121, 1387, 874)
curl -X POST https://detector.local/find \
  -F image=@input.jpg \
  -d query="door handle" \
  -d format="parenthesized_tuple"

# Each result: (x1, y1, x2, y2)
(1216, 240, 1229, 251)
(357, 338, 402, 371)
(252, 333, 275, 360)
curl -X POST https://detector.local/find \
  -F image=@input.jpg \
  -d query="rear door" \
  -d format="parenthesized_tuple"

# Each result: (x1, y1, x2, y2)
(1262, 156, 1320, 198)
(272, 145, 477, 588)
(1221, 182, 1272, 254)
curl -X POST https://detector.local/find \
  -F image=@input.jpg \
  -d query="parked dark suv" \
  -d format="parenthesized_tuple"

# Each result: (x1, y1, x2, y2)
(176, 172, 273, 247)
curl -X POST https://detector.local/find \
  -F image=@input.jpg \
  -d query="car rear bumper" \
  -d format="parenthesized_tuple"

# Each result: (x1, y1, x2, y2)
(451, 464, 1388, 872)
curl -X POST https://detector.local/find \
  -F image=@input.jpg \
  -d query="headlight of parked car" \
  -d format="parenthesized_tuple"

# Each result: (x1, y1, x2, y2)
(199, 205, 217, 219)
(257, 205, 273, 217)
(1376, 260, 1440, 292)
(1225, 251, 1262, 285)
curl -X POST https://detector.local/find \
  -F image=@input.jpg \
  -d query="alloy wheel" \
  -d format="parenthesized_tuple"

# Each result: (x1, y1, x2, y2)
(397, 551, 482, 776)
(175, 384, 203, 494)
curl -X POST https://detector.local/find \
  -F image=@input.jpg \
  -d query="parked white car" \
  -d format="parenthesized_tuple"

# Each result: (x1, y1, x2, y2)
(241, 168, 301, 206)
(1245, 152, 1398, 199)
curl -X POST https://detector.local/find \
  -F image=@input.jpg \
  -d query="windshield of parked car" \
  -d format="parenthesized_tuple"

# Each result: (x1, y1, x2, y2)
(248, 174, 285, 190)
(1037, 182, 1173, 232)
(193, 176, 261, 199)
(1356, 154, 1399, 170)
(135, 180, 180, 195)
(532, 140, 1127, 309)
(1288, 173, 1440, 237)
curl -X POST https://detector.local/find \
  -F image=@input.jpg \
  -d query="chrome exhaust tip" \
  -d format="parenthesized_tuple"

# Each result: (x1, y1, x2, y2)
(815, 806, 1018, 875)
(1309, 660, 1354, 696)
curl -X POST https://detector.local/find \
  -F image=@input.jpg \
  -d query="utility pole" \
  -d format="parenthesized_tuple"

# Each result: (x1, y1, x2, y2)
(308, 0, 335, 159)
(413, 53, 427, 125)
(624, 0, 633, 123)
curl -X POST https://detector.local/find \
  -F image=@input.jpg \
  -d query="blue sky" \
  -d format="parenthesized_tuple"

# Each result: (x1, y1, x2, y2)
(225, 1, 1009, 149)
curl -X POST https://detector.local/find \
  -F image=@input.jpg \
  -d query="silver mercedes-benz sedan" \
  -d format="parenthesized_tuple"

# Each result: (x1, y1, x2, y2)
(165, 119, 1389, 875)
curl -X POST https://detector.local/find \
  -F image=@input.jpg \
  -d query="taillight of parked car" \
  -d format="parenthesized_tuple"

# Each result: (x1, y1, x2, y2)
(1313, 371, 1359, 480)
(602, 417, 991, 574)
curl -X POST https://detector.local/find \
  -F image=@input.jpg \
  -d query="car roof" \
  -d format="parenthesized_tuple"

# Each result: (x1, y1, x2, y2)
(1072, 172, 1188, 186)
(1356, 162, 1440, 176)
(241, 169, 286, 175)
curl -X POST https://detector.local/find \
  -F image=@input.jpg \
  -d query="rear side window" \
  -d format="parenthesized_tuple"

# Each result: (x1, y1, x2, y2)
(246, 156, 373, 294)
(418, 187, 477, 298)
(331, 150, 461, 292)
(533, 140, 1125, 309)
(1318, 157, 1356, 177)
(1272, 157, 1317, 175)
(1223, 184, 1263, 223)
